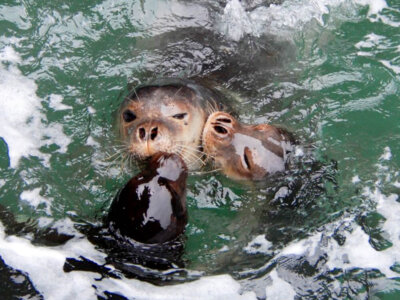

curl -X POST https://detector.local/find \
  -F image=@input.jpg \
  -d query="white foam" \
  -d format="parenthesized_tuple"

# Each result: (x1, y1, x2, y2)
(96, 274, 256, 300)
(355, 33, 385, 49)
(265, 270, 296, 300)
(94, 0, 210, 37)
(218, 0, 257, 41)
(218, 0, 387, 40)
(0, 5, 31, 30)
(20, 188, 52, 215)
(354, 0, 387, 16)
(380, 60, 400, 74)
(274, 146, 400, 283)
(0, 46, 71, 168)
(37, 217, 53, 228)
(380, 146, 392, 160)
(294, 146, 304, 157)
(48, 94, 72, 111)
(352, 175, 361, 184)
(244, 235, 273, 255)
(357, 51, 373, 56)
(0, 222, 101, 299)
(87, 106, 96, 114)
(0, 220, 256, 299)
(86, 136, 100, 147)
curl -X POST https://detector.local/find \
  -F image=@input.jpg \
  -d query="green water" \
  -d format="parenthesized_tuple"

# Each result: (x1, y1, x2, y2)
(1, 0, 400, 298)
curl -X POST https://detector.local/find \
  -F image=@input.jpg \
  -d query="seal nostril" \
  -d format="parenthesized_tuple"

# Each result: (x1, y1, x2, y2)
(150, 127, 158, 140)
(139, 128, 146, 140)
(216, 118, 231, 123)
(214, 125, 228, 135)
(243, 152, 251, 170)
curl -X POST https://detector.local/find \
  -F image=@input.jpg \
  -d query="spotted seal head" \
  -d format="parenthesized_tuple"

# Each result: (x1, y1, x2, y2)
(119, 78, 225, 169)
(202, 111, 294, 180)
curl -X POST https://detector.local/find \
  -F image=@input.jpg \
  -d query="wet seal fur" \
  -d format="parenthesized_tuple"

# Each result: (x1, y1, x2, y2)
(107, 152, 188, 244)
(202, 111, 294, 180)
(118, 78, 228, 170)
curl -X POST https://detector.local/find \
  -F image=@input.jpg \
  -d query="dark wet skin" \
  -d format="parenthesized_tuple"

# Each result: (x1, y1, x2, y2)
(107, 152, 188, 244)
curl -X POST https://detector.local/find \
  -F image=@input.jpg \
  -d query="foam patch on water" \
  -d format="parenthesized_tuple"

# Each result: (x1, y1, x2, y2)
(0, 46, 71, 168)
(96, 274, 255, 300)
(0, 221, 100, 299)
(270, 146, 400, 290)
(218, 0, 257, 41)
(244, 235, 273, 255)
(265, 270, 296, 300)
(48, 94, 72, 111)
(355, 0, 387, 16)
(218, 0, 387, 40)
(20, 188, 52, 215)
(94, 0, 211, 37)
(380, 60, 400, 74)
(0, 220, 256, 299)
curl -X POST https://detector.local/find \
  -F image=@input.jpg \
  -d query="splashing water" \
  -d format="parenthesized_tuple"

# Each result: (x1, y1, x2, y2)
(1, 0, 400, 298)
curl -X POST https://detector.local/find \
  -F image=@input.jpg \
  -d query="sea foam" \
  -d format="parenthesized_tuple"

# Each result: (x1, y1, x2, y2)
(0, 46, 71, 168)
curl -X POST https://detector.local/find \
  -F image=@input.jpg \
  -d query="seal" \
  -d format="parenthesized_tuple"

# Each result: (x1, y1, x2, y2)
(202, 111, 294, 180)
(107, 152, 188, 244)
(119, 78, 227, 170)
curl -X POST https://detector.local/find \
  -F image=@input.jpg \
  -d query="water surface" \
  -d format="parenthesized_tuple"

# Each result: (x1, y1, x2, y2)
(0, 0, 400, 299)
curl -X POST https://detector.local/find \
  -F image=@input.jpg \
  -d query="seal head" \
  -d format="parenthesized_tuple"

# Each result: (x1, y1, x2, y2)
(202, 111, 294, 180)
(107, 152, 188, 244)
(119, 78, 226, 170)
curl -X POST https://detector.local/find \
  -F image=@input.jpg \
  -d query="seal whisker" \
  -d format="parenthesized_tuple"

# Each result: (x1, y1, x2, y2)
(172, 87, 183, 98)
(190, 168, 222, 176)
(205, 99, 219, 115)
(175, 143, 208, 162)
(178, 143, 217, 161)
(175, 143, 206, 156)
(133, 88, 141, 102)
(104, 150, 126, 161)
(175, 146, 206, 167)
(120, 152, 132, 172)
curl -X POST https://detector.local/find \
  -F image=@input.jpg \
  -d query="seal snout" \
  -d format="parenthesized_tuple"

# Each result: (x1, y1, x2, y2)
(131, 120, 172, 157)
(202, 111, 294, 180)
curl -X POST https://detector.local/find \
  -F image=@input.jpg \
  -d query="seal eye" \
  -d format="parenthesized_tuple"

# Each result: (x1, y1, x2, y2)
(172, 113, 187, 120)
(123, 110, 136, 122)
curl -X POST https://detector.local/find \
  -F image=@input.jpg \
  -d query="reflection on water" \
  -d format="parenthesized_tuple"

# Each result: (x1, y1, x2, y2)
(1, 0, 400, 298)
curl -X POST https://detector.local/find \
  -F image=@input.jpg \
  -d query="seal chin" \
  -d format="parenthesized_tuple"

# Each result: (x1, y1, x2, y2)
(203, 111, 294, 180)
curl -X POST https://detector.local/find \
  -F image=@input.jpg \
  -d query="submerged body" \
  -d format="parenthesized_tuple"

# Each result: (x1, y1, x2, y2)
(202, 111, 294, 180)
(107, 153, 188, 244)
